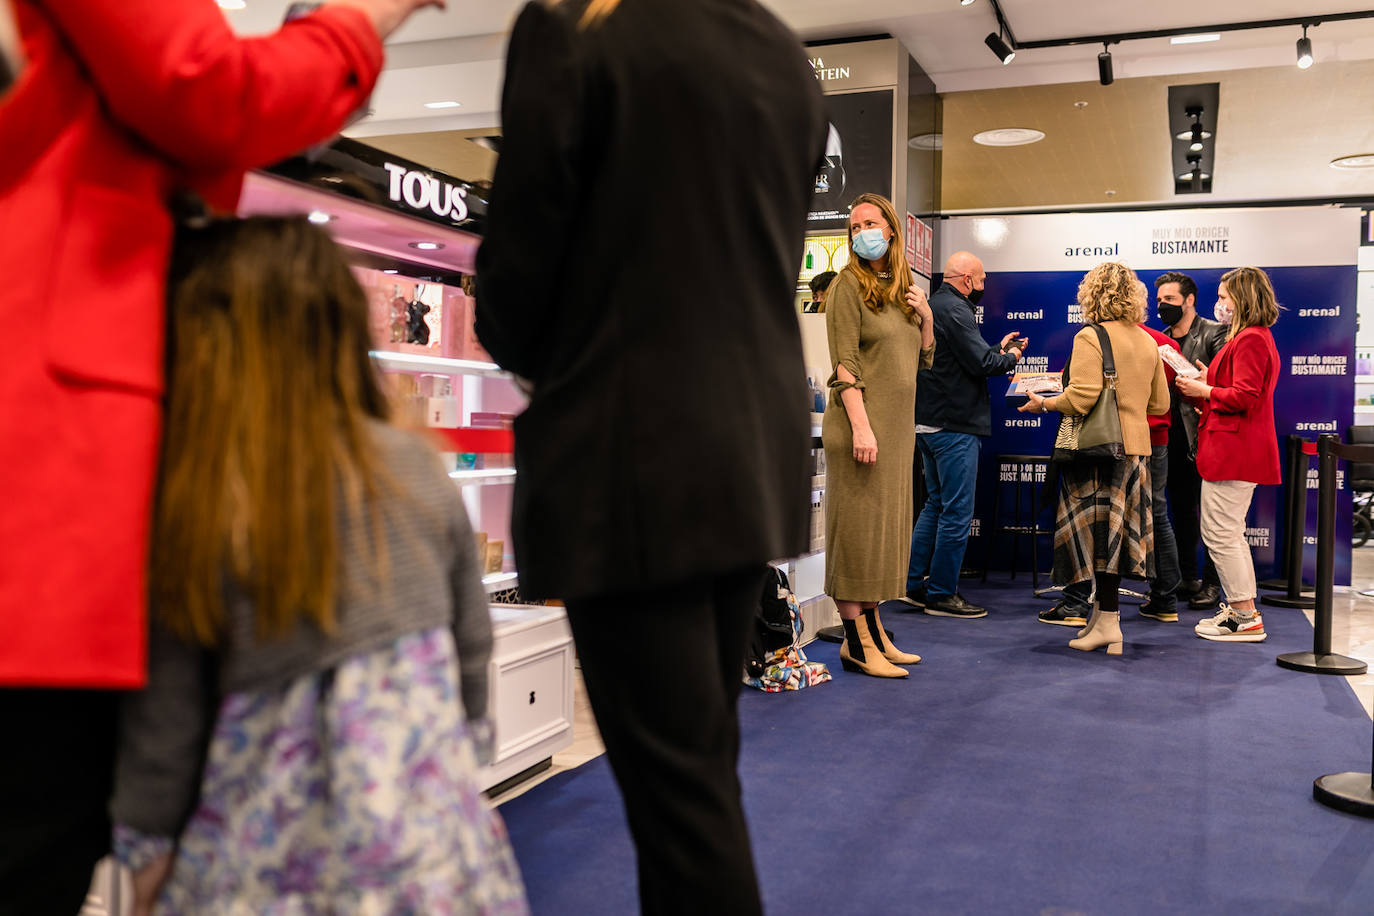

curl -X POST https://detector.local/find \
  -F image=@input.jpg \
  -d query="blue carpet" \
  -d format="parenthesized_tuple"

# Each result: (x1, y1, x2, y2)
(498, 577, 1374, 914)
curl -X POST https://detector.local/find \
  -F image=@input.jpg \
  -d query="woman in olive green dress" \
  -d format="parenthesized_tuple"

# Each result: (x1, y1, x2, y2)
(823, 193, 936, 678)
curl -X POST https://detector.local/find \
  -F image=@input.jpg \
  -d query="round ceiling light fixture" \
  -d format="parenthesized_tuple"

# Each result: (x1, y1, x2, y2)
(306, 210, 334, 225)
(409, 241, 446, 251)
(909, 133, 943, 150)
(972, 128, 1045, 147)
(1330, 154, 1374, 170)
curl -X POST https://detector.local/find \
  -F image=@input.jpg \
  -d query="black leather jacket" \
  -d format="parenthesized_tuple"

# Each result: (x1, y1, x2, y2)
(1167, 314, 1229, 455)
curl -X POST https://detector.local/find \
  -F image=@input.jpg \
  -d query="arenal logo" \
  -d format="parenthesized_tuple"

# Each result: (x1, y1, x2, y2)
(1064, 243, 1120, 258)
(1298, 306, 1340, 317)
(1006, 310, 1043, 320)
(384, 163, 469, 222)
(1296, 420, 1338, 432)
(1006, 418, 1041, 428)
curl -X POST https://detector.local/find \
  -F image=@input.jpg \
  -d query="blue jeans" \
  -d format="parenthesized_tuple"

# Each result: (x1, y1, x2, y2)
(907, 431, 981, 598)
(1063, 443, 1181, 610)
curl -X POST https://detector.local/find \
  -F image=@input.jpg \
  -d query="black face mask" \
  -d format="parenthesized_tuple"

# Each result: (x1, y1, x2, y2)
(967, 285, 985, 306)
(1159, 303, 1184, 326)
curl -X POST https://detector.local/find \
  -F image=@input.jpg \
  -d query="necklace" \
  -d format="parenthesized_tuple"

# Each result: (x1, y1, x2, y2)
(877, 271, 892, 280)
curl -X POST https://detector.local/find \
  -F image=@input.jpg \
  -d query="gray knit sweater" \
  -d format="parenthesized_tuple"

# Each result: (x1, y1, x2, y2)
(111, 420, 492, 836)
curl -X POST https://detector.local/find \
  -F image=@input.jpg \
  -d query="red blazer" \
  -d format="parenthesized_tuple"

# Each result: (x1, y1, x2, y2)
(0, 1, 381, 687)
(1195, 326, 1282, 485)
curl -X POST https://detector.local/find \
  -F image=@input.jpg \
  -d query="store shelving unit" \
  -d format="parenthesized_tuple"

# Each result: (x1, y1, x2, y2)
(369, 350, 510, 379)
(238, 151, 569, 796)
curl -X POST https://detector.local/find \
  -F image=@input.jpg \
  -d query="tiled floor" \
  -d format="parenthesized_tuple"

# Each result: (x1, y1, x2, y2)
(491, 551, 1374, 805)
(1318, 545, 1374, 717)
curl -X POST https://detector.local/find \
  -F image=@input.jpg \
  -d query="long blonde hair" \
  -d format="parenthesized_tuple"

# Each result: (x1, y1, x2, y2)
(1220, 266, 1281, 338)
(154, 217, 394, 646)
(838, 192, 916, 320)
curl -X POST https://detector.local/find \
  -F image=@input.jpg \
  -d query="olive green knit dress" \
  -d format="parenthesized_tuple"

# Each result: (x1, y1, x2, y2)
(822, 272, 935, 602)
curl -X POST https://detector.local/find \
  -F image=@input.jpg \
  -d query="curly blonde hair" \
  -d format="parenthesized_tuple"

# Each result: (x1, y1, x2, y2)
(1078, 262, 1145, 324)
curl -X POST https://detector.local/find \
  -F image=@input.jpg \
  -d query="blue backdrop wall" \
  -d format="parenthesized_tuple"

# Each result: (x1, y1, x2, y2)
(939, 207, 1362, 586)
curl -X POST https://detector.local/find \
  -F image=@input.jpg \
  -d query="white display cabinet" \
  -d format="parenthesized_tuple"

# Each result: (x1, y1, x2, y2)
(481, 605, 577, 794)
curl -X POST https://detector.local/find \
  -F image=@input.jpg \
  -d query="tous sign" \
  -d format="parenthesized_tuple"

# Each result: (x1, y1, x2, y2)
(383, 162, 470, 223)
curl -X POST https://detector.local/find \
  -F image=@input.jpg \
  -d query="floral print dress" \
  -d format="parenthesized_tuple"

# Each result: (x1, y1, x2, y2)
(115, 627, 528, 915)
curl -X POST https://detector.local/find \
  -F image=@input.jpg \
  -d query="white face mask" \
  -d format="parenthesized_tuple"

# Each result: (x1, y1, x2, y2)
(1215, 302, 1234, 325)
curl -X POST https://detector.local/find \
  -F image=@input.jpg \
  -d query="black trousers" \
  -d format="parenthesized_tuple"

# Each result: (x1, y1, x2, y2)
(1167, 435, 1220, 586)
(0, 689, 118, 916)
(565, 567, 766, 916)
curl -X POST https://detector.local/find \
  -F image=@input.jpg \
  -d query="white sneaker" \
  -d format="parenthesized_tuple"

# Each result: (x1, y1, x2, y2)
(1194, 603, 1267, 642)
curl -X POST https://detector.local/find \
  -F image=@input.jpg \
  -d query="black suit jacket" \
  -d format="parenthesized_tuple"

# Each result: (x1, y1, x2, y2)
(475, 0, 827, 600)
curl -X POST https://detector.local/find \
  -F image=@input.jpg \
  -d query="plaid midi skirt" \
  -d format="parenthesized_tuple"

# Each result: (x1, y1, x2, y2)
(1052, 455, 1155, 586)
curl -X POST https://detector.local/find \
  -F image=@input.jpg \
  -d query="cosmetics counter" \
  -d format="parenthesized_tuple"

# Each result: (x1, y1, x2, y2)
(239, 140, 572, 793)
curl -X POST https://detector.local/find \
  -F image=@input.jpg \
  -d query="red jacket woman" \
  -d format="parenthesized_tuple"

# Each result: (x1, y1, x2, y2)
(1194, 325, 1282, 485)
(1176, 268, 1282, 644)
(0, 1, 391, 690)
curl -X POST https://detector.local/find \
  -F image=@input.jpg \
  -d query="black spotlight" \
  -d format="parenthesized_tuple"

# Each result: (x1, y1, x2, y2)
(1098, 44, 1114, 86)
(1297, 25, 1314, 70)
(985, 32, 1015, 65)
(1174, 106, 1212, 153)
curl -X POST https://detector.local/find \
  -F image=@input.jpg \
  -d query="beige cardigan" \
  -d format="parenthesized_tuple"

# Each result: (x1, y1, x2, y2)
(1045, 321, 1170, 457)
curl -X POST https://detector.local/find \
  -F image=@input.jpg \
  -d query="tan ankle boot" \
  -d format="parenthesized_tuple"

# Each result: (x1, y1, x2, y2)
(840, 616, 909, 678)
(1076, 604, 1101, 639)
(865, 607, 921, 665)
(1068, 609, 1122, 655)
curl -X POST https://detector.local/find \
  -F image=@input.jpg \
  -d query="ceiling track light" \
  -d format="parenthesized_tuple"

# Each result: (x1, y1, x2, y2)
(1097, 43, 1114, 86)
(1174, 106, 1213, 152)
(985, 30, 1015, 65)
(1297, 24, 1314, 69)
(1178, 154, 1211, 183)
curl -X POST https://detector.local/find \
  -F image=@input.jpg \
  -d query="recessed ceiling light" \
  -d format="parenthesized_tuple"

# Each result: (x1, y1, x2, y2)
(1170, 34, 1220, 45)
(960, 0, 977, 5)
(424, 100, 463, 110)
(1105, 189, 1117, 197)
(909, 133, 943, 150)
(383, 269, 400, 275)
(410, 242, 445, 251)
(1177, 168, 1212, 181)
(1073, 100, 1089, 109)
(307, 210, 334, 225)
(972, 128, 1045, 147)
(217, 0, 246, 9)
(1331, 154, 1374, 170)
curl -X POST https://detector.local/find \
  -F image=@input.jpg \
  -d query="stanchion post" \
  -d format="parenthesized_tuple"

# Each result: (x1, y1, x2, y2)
(1263, 436, 1316, 608)
(1314, 436, 1336, 654)
(1276, 434, 1367, 676)
(1309, 432, 1374, 817)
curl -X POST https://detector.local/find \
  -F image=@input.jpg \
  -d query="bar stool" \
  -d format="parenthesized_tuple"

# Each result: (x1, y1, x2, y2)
(981, 453, 1052, 589)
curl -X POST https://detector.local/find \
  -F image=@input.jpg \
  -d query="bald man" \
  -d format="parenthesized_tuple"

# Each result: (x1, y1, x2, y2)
(904, 252, 1024, 617)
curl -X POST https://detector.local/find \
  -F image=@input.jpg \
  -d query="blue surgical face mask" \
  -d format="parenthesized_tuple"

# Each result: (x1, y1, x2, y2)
(851, 228, 890, 261)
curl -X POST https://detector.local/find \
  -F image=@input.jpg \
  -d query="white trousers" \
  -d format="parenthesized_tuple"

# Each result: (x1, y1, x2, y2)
(1200, 479, 1259, 604)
